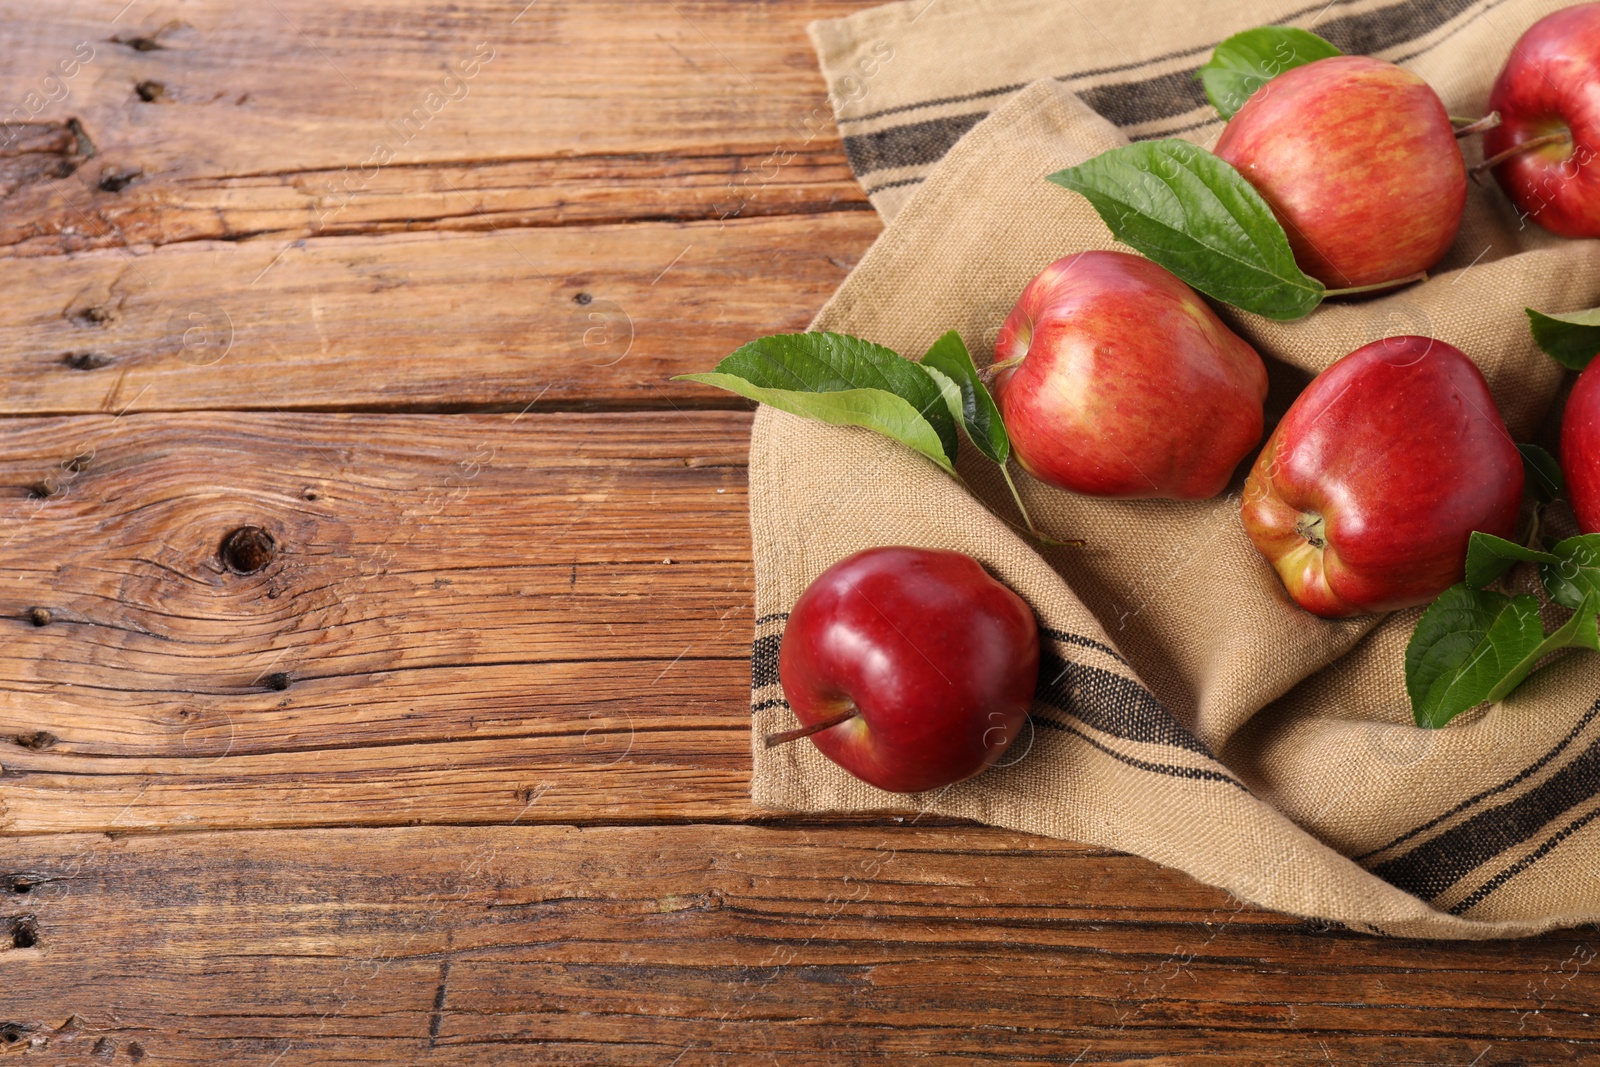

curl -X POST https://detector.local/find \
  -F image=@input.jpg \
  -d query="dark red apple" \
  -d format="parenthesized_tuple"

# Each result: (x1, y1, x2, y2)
(1214, 55, 1466, 289)
(1482, 3, 1600, 238)
(1241, 336, 1522, 618)
(1562, 358, 1600, 533)
(775, 546, 1039, 793)
(989, 250, 1267, 500)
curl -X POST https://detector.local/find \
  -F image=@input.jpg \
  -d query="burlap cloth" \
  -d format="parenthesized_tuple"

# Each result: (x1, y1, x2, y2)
(749, 0, 1600, 937)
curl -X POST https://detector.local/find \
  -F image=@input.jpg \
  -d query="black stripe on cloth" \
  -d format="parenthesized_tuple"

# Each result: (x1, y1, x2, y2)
(842, 112, 988, 175)
(1389, 0, 1519, 65)
(1077, 67, 1208, 129)
(838, 0, 1374, 126)
(1034, 715, 1249, 792)
(753, 612, 788, 627)
(1369, 731, 1600, 901)
(1313, 0, 1486, 58)
(1041, 627, 1128, 665)
(1448, 802, 1600, 915)
(751, 632, 783, 691)
(1355, 700, 1600, 862)
(862, 176, 927, 195)
(1036, 649, 1212, 755)
(838, 0, 1488, 178)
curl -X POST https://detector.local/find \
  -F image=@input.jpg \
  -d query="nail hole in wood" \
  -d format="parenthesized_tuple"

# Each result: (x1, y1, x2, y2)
(0, 1023, 26, 1044)
(5, 877, 31, 895)
(27, 482, 56, 499)
(135, 80, 166, 103)
(221, 526, 277, 574)
(27, 607, 51, 627)
(15, 732, 57, 751)
(11, 917, 37, 949)
(62, 352, 114, 370)
(573, 291, 592, 305)
(266, 672, 291, 692)
(128, 1042, 146, 1062)
(98, 168, 142, 193)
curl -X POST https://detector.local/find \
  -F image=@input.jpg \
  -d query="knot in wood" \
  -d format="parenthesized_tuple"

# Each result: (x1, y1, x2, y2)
(221, 526, 277, 574)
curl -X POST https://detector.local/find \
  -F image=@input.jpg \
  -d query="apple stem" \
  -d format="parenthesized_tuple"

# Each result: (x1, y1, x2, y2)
(1471, 131, 1573, 176)
(1323, 271, 1428, 298)
(764, 708, 860, 749)
(1452, 112, 1501, 137)
(999, 461, 1086, 548)
(979, 356, 1025, 386)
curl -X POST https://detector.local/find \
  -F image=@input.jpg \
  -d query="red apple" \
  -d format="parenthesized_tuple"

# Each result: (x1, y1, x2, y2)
(1482, 3, 1600, 238)
(775, 546, 1039, 793)
(1562, 358, 1600, 533)
(989, 251, 1268, 500)
(1214, 55, 1467, 289)
(1241, 336, 1523, 618)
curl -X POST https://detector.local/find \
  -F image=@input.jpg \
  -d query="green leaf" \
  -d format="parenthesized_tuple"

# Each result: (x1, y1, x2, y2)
(1465, 531, 1560, 589)
(675, 332, 959, 472)
(1519, 443, 1565, 504)
(1047, 140, 1325, 320)
(1407, 583, 1600, 727)
(1198, 26, 1342, 120)
(1527, 307, 1600, 370)
(1405, 586, 1549, 728)
(921, 364, 966, 432)
(682, 373, 956, 473)
(1539, 534, 1600, 610)
(919, 330, 1009, 466)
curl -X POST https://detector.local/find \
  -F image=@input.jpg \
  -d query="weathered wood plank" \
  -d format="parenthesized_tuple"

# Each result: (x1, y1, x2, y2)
(0, 0, 874, 257)
(0, 213, 877, 416)
(0, 410, 760, 830)
(47, 148, 869, 253)
(0, 0, 885, 416)
(0, 825, 1595, 1065)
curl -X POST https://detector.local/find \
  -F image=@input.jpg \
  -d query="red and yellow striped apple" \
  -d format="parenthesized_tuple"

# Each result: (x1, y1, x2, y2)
(1242, 336, 1523, 618)
(1214, 55, 1466, 289)
(989, 251, 1268, 500)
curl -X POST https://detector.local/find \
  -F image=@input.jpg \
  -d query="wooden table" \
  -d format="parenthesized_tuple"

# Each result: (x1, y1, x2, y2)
(1, 3, 1596, 1063)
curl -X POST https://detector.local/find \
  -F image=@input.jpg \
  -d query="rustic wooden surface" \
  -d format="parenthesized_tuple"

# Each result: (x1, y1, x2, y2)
(1, 2, 1597, 1064)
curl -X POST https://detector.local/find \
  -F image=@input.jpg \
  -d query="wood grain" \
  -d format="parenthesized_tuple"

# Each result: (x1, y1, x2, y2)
(0, 411, 760, 831)
(0, 0, 870, 250)
(1, 826, 1595, 1065)
(0, 213, 879, 417)
(0, 0, 883, 417)
(0, 1, 1586, 1063)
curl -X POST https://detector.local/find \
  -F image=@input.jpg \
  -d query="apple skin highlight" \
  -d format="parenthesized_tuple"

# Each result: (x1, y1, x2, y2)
(990, 251, 1268, 501)
(1241, 336, 1523, 618)
(777, 547, 1039, 794)
(1482, 2, 1600, 239)
(1214, 55, 1466, 288)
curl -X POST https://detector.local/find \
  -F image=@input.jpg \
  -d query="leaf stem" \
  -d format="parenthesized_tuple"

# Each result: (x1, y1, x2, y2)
(999, 461, 1038, 535)
(1323, 271, 1428, 298)
(1451, 112, 1501, 137)
(764, 708, 859, 749)
(998, 461, 1086, 548)
(1472, 131, 1573, 176)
